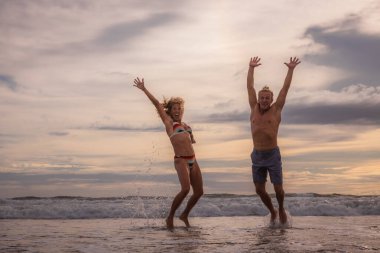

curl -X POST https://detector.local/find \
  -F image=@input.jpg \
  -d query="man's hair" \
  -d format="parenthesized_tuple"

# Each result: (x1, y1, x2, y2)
(259, 85, 273, 96)
(162, 97, 184, 116)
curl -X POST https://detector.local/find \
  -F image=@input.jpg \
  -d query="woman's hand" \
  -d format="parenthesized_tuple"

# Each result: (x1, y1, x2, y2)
(133, 77, 145, 90)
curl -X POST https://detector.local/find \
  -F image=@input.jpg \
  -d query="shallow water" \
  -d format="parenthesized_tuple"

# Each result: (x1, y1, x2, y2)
(1, 216, 379, 252)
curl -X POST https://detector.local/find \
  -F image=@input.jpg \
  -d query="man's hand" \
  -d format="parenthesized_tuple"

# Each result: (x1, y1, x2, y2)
(133, 77, 145, 90)
(249, 57, 261, 68)
(284, 57, 301, 69)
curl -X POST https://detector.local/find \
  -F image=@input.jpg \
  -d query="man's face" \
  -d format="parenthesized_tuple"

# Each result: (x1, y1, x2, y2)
(258, 91, 273, 110)
(170, 103, 183, 122)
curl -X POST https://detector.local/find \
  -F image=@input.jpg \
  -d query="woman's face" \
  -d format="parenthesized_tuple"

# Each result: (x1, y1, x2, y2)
(170, 103, 183, 122)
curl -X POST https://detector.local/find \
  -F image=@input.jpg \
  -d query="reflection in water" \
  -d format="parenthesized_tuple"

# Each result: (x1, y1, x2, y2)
(251, 227, 289, 252)
(164, 227, 204, 252)
(2, 217, 377, 252)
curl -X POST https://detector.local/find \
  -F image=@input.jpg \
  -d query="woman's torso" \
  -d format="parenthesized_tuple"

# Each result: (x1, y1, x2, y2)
(168, 122, 195, 156)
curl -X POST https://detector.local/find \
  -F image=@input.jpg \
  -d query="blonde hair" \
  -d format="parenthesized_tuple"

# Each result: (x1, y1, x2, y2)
(161, 97, 184, 116)
(259, 85, 273, 96)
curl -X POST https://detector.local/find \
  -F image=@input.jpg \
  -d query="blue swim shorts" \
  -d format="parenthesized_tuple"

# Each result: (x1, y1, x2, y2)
(251, 146, 283, 185)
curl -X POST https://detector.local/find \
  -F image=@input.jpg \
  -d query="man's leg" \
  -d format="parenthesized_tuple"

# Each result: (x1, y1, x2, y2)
(255, 182, 277, 222)
(274, 184, 287, 224)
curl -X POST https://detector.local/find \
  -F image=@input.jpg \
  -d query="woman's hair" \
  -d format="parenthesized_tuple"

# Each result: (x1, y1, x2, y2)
(162, 97, 184, 116)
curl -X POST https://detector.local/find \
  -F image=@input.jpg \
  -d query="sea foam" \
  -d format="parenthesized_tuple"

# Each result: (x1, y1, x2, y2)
(0, 194, 379, 219)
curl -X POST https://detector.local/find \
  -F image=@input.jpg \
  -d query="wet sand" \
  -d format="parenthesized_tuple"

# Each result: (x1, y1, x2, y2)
(1, 216, 379, 252)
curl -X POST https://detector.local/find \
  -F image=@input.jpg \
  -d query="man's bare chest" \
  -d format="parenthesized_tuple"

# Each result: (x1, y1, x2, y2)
(252, 111, 279, 126)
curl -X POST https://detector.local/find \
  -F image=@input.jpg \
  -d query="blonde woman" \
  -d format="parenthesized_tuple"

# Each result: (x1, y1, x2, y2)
(133, 77, 203, 229)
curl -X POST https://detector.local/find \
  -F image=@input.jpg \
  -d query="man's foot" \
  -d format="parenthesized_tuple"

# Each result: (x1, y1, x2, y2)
(166, 216, 174, 229)
(279, 209, 287, 224)
(179, 214, 190, 227)
(270, 209, 278, 224)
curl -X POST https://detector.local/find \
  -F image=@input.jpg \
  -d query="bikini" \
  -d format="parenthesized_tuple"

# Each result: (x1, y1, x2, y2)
(170, 122, 193, 138)
(170, 122, 195, 171)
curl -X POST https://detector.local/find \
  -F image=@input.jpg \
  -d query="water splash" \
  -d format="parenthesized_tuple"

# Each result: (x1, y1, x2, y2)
(127, 141, 171, 226)
(263, 209, 293, 229)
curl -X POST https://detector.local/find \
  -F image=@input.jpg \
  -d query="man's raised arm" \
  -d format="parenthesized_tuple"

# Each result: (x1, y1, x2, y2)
(247, 57, 261, 109)
(275, 57, 301, 110)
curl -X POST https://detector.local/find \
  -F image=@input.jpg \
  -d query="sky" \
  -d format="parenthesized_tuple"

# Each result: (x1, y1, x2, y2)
(1, 0, 380, 197)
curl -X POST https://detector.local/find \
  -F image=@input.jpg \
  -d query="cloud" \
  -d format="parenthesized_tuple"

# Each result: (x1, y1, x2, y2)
(49, 132, 69, 136)
(285, 149, 380, 166)
(91, 124, 163, 132)
(303, 14, 380, 88)
(279, 125, 352, 144)
(201, 110, 248, 123)
(0, 74, 19, 91)
(202, 104, 380, 126)
(283, 104, 380, 125)
(0, 172, 176, 186)
(283, 84, 380, 124)
(46, 12, 180, 56)
(94, 13, 178, 47)
(0, 171, 255, 197)
(199, 84, 380, 125)
(290, 84, 380, 105)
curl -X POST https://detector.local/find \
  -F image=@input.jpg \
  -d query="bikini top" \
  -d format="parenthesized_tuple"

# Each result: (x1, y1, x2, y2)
(169, 122, 192, 139)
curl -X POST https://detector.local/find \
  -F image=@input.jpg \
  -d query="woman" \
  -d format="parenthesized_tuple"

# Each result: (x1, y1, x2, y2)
(133, 77, 204, 229)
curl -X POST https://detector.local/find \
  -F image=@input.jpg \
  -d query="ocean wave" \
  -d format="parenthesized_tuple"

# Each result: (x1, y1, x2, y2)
(0, 194, 379, 219)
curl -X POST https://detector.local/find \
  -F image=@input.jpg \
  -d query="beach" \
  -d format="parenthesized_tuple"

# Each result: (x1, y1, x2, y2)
(2, 1, 380, 251)
(1, 216, 379, 252)
(1, 194, 379, 252)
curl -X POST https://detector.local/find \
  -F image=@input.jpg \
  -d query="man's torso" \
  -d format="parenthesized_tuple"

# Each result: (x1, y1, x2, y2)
(251, 104, 281, 150)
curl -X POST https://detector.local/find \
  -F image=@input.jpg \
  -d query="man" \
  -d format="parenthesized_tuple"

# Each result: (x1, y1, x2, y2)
(246, 56, 300, 224)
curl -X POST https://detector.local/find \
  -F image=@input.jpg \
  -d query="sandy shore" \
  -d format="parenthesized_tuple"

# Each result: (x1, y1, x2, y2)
(1, 216, 379, 252)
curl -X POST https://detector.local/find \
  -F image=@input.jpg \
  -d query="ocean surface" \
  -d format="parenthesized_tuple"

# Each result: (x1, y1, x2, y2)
(1, 193, 379, 219)
(1, 194, 379, 252)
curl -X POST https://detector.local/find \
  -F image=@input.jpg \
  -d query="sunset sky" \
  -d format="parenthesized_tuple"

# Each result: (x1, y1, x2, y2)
(1, 0, 379, 197)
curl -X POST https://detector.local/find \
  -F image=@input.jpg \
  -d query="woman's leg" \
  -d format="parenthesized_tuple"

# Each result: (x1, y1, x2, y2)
(166, 158, 191, 229)
(180, 160, 204, 227)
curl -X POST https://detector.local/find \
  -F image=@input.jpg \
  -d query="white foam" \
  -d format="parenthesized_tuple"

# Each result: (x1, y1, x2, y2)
(0, 194, 379, 219)
(263, 210, 292, 229)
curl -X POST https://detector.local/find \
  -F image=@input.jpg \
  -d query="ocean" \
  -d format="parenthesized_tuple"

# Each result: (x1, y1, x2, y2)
(1, 194, 379, 252)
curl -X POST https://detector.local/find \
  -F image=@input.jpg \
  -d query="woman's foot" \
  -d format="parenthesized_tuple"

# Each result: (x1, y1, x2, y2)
(166, 216, 174, 229)
(179, 213, 190, 227)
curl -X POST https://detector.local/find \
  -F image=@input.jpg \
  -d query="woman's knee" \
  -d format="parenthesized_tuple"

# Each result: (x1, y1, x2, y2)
(194, 187, 203, 198)
(180, 187, 190, 196)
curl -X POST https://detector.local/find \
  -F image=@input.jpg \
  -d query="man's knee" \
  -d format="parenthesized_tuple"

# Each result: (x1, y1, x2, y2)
(274, 184, 284, 195)
(255, 184, 266, 196)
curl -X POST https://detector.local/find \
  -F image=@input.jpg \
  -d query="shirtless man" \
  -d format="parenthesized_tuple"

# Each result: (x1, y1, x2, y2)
(134, 77, 203, 229)
(247, 56, 300, 224)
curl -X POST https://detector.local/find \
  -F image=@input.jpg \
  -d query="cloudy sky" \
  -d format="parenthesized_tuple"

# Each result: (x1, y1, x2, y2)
(1, 0, 379, 198)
